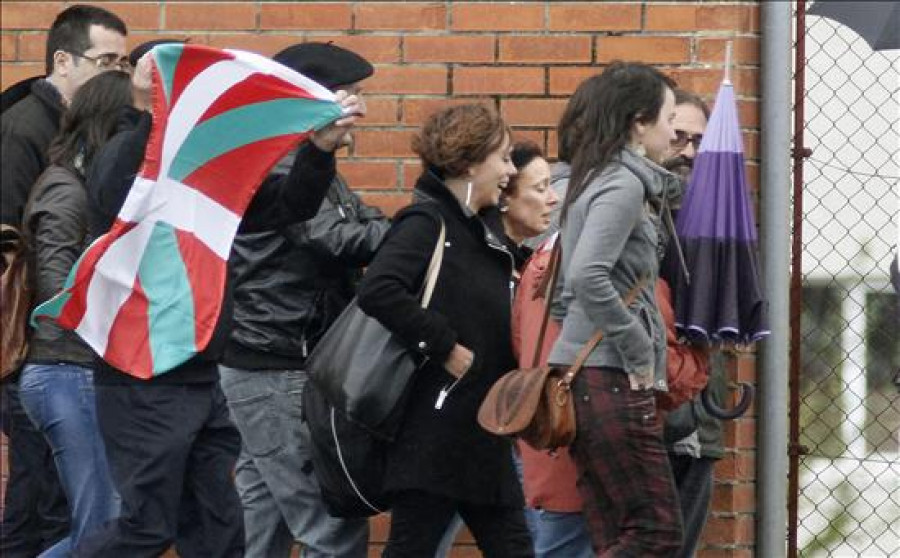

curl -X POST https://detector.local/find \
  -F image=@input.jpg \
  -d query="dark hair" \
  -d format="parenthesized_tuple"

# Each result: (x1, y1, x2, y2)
(504, 140, 545, 198)
(562, 62, 676, 223)
(411, 104, 509, 178)
(674, 89, 710, 120)
(46, 4, 127, 75)
(48, 71, 133, 176)
(557, 74, 603, 164)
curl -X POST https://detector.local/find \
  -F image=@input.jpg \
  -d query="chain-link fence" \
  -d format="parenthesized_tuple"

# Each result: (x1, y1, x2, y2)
(790, 2, 899, 556)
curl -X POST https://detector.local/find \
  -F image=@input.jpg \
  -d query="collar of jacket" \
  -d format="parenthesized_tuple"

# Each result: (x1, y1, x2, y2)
(413, 170, 514, 264)
(30, 78, 65, 122)
(617, 146, 680, 210)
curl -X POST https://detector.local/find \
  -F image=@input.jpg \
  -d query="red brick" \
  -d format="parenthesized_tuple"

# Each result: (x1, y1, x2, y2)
(645, 5, 698, 32)
(366, 65, 447, 95)
(702, 515, 755, 545)
(310, 35, 400, 64)
(17, 32, 46, 63)
(499, 35, 592, 64)
(696, 547, 754, 558)
(0, 63, 41, 89)
(401, 97, 492, 126)
(546, 129, 558, 159)
(698, 6, 755, 33)
(697, 37, 761, 66)
(549, 3, 641, 32)
(205, 34, 297, 57)
(501, 98, 567, 128)
(339, 161, 398, 191)
(712, 482, 756, 513)
(359, 192, 412, 217)
(596, 36, 690, 64)
(355, 3, 446, 31)
(723, 418, 756, 450)
(511, 129, 546, 154)
(260, 3, 351, 30)
(451, 3, 544, 31)
(715, 451, 755, 481)
(353, 129, 416, 158)
(368, 512, 391, 542)
(737, 99, 760, 129)
(403, 161, 423, 190)
(404, 36, 494, 64)
(1, 2, 65, 30)
(548, 66, 602, 95)
(358, 96, 399, 126)
(2, 34, 18, 61)
(666, 68, 758, 99)
(453, 67, 544, 95)
(101, 3, 161, 31)
(165, 3, 257, 31)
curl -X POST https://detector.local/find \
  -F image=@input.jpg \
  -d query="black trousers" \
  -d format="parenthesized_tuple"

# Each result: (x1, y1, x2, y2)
(383, 490, 534, 558)
(0, 378, 69, 558)
(74, 381, 244, 558)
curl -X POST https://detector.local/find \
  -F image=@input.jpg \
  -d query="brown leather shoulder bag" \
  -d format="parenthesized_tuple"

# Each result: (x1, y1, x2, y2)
(478, 242, 644, 451)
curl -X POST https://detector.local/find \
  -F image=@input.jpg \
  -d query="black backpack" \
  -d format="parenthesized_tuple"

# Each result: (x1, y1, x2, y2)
(302, 380, 390, 518)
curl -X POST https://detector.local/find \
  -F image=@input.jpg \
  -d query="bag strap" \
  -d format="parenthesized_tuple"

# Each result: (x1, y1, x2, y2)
(560, 277, 650, 386)
(420, 219, 446, 308)
(529, 238, 562, 368)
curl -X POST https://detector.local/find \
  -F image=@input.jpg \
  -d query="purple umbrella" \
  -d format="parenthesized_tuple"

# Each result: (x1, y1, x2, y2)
(670, 74, 770, 346)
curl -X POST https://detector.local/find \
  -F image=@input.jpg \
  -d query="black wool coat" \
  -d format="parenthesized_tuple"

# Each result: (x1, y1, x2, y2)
(357, 171, 523, 507)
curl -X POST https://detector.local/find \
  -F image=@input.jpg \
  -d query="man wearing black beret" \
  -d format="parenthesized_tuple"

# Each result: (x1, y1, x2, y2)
(218, 42, 387, 558)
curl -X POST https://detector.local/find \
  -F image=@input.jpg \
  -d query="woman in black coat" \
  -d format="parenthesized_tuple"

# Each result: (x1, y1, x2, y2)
(357, 104, 533, 557)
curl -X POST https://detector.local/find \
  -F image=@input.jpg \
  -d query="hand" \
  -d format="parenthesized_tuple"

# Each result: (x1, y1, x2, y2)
(131, 53, 153, 112)
(628, 366, 655, 391)
(311, 90, 366, 152)
(443, 343, 474, 379)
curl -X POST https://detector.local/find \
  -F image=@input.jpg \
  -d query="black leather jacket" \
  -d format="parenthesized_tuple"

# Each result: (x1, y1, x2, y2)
(222, 153, 389, 371)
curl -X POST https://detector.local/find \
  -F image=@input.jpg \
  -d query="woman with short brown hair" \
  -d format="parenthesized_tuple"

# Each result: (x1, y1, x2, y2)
(357, 104, 533, 557)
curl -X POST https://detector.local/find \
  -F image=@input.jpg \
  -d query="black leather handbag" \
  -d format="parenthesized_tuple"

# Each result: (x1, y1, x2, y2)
(306, 220, 445, 440)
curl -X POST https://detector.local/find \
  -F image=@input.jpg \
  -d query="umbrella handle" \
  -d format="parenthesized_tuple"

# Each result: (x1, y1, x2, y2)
(701, 381, 753, 420)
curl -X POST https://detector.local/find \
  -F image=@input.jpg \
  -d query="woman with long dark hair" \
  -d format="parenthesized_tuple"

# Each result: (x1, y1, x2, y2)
(547, 62, 683, 555)
(19, 70, 133, 556)
(357, 104, 533, 557)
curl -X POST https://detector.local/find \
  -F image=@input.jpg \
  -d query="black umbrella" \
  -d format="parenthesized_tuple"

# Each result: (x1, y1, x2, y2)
(807, 0, 899, 51)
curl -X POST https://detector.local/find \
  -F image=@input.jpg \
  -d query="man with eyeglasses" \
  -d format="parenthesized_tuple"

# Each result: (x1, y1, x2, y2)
(0, 5, 126, 557)
(660, 89, 729, 558)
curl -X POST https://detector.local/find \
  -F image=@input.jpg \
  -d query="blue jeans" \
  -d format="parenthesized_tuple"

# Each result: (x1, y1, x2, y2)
(19, 363, 120, 557)
(524, 508, 593, 558)
(219, 367, 369, 558)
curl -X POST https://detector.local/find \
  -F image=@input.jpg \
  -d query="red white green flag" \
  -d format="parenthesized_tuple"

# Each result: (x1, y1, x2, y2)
(32, 43, 343, 379)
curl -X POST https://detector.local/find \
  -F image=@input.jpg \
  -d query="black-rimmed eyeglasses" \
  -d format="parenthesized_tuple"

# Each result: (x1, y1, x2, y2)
(67, 50, 131, 72)
(671, 129, 703, 151)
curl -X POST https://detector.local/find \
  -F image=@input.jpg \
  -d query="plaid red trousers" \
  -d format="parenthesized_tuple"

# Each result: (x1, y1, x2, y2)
(570, 367, 683, 557)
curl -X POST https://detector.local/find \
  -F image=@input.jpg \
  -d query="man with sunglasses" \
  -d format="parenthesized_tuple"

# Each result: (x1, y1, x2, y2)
(0, 5, 126, 557)
(660, 89, 730, 558)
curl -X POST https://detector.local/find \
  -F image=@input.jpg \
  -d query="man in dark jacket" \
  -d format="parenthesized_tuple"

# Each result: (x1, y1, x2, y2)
(217, 42, 388, 558)
(0, 6, 127, 557)
(74, 46, 366, 557)
(661, 89, 727, 558)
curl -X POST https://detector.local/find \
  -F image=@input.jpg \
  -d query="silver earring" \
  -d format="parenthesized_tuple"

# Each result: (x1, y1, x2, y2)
(633, 143, 647, 157)
(465, 181, 473, 207)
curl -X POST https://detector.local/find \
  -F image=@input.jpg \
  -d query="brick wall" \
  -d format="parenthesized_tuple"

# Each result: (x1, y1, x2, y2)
(0, 2, 761, 556)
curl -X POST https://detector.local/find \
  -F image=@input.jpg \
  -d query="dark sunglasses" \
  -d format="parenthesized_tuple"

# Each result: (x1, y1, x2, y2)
(671, 129, 703, 150)
(67, 50, 132, 71)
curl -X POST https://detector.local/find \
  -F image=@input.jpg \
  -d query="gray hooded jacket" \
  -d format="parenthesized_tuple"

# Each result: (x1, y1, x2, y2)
(548, 147, 673, 388)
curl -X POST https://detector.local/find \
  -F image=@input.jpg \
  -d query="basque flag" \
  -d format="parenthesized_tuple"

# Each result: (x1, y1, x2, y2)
(32, 43, 343, 378)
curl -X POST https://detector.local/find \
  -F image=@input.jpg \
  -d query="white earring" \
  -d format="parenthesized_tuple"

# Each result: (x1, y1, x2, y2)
(465, 181, 473, 207)
(633, 143, 647, 157)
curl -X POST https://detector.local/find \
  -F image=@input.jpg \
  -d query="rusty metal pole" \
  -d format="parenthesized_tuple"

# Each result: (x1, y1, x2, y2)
(786, 2, 811, 557)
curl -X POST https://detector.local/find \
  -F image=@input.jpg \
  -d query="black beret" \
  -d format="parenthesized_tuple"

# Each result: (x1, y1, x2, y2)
(273, 42, 373, 90)
(129, 39, 185, 68)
